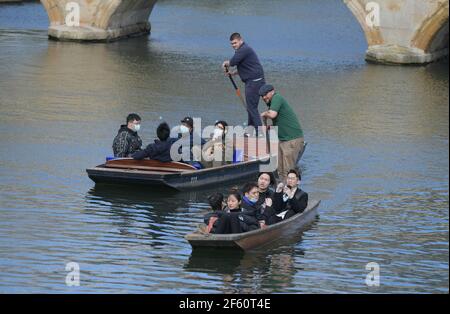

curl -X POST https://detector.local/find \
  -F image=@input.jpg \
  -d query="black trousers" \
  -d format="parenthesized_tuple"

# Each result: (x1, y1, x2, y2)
(245, 79, 266, 128)
(214, 213, 243, 234)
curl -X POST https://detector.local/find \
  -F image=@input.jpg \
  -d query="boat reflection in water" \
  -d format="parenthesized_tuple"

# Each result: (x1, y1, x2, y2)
(184, 218, 319, 293)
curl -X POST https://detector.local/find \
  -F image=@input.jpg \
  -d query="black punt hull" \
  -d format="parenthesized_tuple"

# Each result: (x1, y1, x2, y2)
(86, 159, 265, 191)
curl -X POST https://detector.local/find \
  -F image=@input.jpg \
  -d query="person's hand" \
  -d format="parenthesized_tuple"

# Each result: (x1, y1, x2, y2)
(276, 183, 284, 193)
(259, 221, 267, 229)
(222, 61, 230, 71)
(265, 198, 272, 207)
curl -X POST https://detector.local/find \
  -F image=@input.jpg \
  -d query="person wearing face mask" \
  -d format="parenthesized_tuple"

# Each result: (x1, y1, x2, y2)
(240, 182, 270, 230)
(177, 116, 206, 168)
(267, 169, 308, 225)
(112, 113, 143, 158)
(201, 120, 234, 168)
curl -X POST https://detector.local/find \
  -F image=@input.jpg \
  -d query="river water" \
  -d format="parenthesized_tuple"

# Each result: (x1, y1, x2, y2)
(0, 0, 448, 293)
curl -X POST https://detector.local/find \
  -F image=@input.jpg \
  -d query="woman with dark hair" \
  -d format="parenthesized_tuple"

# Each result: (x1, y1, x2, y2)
(201, 120, 234, 168)
(203, 192, 226, 234)
(224, 188, 242, 213)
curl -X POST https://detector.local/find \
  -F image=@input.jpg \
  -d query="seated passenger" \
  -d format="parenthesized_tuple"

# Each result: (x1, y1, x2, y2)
(241, 182, 271, 229)
(203, 192, 225, 234)
(177, 116, 206, 168)
(223, 189, 242, 213)
(256, 172, 275, 206)
(132, 122, 177, 162)
(255, 172, 276, 227)
(267, 169, 308, 225)
(112, 113, 143, 157)
(201, 120, 234, 168)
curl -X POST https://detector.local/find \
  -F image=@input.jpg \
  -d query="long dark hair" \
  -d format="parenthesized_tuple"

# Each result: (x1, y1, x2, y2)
(207, 192, 224, 211)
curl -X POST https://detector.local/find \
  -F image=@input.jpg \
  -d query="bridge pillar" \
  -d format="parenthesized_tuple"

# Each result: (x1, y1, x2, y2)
(344, 0, 449, 64)
(40, 0, 157, 42)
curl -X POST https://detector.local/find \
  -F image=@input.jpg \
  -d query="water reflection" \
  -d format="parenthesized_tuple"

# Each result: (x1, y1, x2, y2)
(0, 0, 448, 293)
(185, 219, 318, 293)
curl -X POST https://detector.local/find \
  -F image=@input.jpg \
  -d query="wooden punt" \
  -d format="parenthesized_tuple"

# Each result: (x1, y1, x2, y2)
(185, 199, 320, 251)
(86, 137, 306, 191)
(86, 157, 274, 191)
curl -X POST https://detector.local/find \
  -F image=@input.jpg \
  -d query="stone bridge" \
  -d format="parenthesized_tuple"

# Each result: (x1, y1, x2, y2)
(39, 0, 448, 65)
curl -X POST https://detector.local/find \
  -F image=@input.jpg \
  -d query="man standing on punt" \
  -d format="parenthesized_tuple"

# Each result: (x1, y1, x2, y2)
(222, 33, 266, 132)
(259, 84, 305, 182)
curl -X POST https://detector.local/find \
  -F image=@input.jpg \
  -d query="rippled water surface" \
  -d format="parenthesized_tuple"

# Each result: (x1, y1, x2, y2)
(0, 0, 448, 293)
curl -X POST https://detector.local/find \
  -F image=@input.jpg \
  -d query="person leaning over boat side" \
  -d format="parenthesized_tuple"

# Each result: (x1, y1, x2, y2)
(131, 122, 177, 162)
(112, 113, 143, 157)
(267, 169, 308, 226)
(222, 33, 266, 131)
(201, 120, 234, 168)
(259, 84, 305, 182)
(203, 192, 228, 234)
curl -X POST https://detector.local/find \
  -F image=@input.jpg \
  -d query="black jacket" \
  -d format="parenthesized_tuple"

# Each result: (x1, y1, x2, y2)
(112, 125, 142, 157)
(203, 211, 226, 234)
(132, 138, 177, 162)
(273, 188, 308, 216)
(256, 189, 275, 207)
(238, 198, 270, 232)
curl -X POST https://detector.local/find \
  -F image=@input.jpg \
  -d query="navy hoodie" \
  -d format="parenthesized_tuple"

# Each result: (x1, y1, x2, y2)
(132, 138, 177, 162)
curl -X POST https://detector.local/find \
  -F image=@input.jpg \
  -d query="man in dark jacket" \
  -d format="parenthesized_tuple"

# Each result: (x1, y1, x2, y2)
(112, 113, 143, 157)
(267, 169, 308, 225)
(132, 122, 176, 162)
(255, 172, 276, 226)
(222, 33, 265, 130)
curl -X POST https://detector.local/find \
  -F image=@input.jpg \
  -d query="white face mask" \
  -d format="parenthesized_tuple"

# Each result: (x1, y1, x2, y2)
(180, 125, 190, 134)
(212, 128, 224, 140)
(133, 124, 141, 132)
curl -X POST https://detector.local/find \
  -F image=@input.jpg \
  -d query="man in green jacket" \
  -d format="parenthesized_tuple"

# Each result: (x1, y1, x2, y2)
(259, 84, 305, 182)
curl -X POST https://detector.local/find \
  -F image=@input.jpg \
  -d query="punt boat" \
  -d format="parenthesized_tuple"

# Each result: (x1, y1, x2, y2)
(185, 199, 320, 251)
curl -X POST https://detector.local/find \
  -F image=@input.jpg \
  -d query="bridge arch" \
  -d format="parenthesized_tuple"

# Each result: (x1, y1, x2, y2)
(343, 0, 384, 46)
(344, 0, 449, 64)
(40, 0, 156, 41)
(411, 1, 449, 54)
